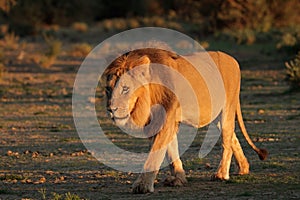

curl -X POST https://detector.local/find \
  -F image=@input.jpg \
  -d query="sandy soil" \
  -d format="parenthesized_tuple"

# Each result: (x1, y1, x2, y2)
(0, 45, 299, 200)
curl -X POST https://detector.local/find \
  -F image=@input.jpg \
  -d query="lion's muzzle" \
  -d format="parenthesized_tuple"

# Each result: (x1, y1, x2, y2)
(108, 106, 130, 126)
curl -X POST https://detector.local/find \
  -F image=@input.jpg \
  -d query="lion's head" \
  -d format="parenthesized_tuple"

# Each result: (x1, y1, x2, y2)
(102, 49, 178, 133)
(103, 53, 154, 129)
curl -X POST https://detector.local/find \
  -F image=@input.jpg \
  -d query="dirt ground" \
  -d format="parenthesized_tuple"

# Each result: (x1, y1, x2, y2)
(0, 41, 299, 200)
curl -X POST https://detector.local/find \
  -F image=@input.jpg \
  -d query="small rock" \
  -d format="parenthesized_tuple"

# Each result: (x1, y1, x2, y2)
(7, 150, 13, 156)
(17, 51, 25, 60)
(71, 151, 85, 156)
(54, 176, 65, 183)
(88, 97, 96, 103)
(26, 179, 33, 184)
(7, 150, 19, 157)
(32, 152, 39, 158)
(24, 150, 31, 154)
(45, 170, 55, 175)
(205, 163, 212, 169)
(39, 177, 46, 183)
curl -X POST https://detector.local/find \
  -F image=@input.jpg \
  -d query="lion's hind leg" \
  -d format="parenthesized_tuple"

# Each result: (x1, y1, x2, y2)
(212, 109, 249, 180)
(232, 132, 250, 175)
(212, 105, 235, 181)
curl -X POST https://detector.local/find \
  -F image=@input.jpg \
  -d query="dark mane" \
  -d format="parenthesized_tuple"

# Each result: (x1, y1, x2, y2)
(103, 48, 180, 117)
(103, 48, 179, 85)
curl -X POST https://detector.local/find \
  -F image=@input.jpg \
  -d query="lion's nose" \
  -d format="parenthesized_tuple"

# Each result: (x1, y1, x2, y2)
(110, 107, 118, 113)
(107, 107, 117, 119)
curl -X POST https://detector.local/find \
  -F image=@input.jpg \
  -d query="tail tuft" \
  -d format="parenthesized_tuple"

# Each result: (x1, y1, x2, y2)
(258, 149, 268, 160)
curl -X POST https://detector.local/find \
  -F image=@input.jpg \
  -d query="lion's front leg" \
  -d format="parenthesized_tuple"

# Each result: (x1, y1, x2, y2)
(132, 142, 166, 194)
(132, 116, 179, 193)
(164, 135, 187, 186)
(132, 146, 165, 193)
(164, 160, 187, 186)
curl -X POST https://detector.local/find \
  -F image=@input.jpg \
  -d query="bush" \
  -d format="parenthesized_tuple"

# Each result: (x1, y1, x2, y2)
(285, 51, 300, 90)
(44, 35, 62, 58)
(0, 32, 19, 50)
(0, 0, 16, 13)
(69, 43, 92, 57)
(71, 22, 88, 32)
(0, 48, 7, 80)
(38, 188, 83, 200)
(277, 28, 300, 51)
(37, 34, 62, 68)
(0, 62, 4, 79)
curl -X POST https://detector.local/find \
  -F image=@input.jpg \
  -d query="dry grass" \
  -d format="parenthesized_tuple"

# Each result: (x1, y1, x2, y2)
(36, 34, 62, 68)
(71, 22, 89, 33)
(0, 48, 6, 79)
(68, 43, 92, 57)
(0, 32, 19, 50)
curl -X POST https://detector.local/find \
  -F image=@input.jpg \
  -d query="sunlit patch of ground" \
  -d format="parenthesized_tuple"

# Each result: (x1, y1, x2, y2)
(0, 41, 299, 199)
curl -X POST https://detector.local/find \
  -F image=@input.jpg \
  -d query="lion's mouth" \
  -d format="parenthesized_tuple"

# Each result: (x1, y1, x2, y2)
(113, 114, 129, 121)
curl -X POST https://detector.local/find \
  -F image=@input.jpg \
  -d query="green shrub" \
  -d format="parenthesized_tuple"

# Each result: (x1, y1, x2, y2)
(64, 192, 81, 200)
(38, 188, 83, 200)
(285, 51, 300, 90)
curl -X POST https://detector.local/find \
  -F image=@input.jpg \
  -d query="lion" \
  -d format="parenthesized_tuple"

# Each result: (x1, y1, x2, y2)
(102, 48, 267, 193)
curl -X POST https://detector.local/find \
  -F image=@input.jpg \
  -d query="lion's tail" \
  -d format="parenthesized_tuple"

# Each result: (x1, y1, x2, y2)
(236, 99, 268, 160)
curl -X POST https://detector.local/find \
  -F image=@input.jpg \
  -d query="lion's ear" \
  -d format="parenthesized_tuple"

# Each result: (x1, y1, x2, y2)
(133, 55, 150, 67)
(129, 55, 151, 81)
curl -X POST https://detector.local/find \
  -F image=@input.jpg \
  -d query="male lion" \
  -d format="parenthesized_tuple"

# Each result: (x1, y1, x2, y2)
(103, 48, 267, 193)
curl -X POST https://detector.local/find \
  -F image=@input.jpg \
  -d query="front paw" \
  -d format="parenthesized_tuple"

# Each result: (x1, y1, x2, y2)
(164, 172, 187, 187)
(132, 173, 155, 194)
(132, 180, 154, 194)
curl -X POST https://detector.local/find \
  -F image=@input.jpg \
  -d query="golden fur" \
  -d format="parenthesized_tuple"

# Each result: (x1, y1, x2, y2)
(103, 48, 267, 193)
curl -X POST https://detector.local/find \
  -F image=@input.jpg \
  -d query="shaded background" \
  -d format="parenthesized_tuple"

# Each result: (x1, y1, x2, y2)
(1, 0, 300, 46)
(1, 0, 299, 85)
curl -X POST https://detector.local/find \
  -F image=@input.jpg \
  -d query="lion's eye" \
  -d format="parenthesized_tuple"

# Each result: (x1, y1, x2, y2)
(122, 86, 129, 94)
